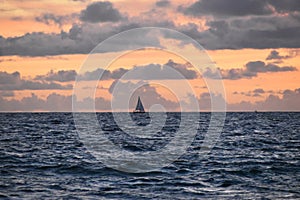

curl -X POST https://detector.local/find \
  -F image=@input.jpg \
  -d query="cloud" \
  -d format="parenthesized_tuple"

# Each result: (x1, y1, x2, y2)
(0, 86, 299, 112)
(0, 32, 86, 56)
(228, 88, 300, 111)
(163, 59, 198, 79)
(79, 1, 123, 23)
(253, 88, 265, 94)
(0, 93, 111, 112)
(234, 89, 278, 98)
(233, 88, 266, 98)
(45, 93, 73, 111)
(0, 71, 20, 84)
(246, 61, 296, 72)
(0, 79, 180, 111)
(266, 50, 299, 60)
(122, 59, 198, 80)
(78, 68, 108, 81)
(77, 68, 128, 81)
(0, 91, 14, 97)
(110, 68, 129, 79)
(0, 71, 72, 90)
(35, 13, 75, 27)
(198, 92, 226, 110)
(0, 21, 163, 56)
(1, 1, 300, 57)
(76, 60, 198, 81)
(181, 0, 273, 17)
(203, 61, 297, 80)
(31, 59, 197, 84)
(0, 93, 44, 111)
(269, 0, 300, 13)
(179, 12, 300, 50)
(156, 0, 170, 7)
(35, 70, 77, 82)
(181, 0, 300, 18)
(266, 50, 289, 60)
(108, 80, 179, 111)
(45, 93, 111, 111)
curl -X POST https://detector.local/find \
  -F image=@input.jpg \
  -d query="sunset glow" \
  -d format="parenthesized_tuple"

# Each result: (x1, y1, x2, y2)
(0, 0, 299, 111)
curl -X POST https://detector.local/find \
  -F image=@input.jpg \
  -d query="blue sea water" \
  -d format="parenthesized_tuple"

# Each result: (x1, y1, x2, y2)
(0, 112, 299, 199)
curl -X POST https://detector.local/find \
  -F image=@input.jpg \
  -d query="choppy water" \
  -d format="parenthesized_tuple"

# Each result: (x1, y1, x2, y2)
(0, 112, 299, 199)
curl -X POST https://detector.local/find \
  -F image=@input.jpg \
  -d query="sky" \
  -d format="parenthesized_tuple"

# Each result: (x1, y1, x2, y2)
(0, 0, 299, 112)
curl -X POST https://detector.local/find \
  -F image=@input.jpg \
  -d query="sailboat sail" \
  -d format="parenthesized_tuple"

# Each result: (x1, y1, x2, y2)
(134, 96, 145, 113)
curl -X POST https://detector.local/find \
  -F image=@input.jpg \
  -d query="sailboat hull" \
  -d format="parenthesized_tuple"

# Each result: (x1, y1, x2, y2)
(133, 110, 145, 113)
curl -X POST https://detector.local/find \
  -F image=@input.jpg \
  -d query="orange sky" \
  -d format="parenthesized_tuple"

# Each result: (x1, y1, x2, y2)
(0, 0, 299, 111)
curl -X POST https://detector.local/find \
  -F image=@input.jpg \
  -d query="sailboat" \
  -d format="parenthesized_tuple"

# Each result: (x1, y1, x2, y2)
(133, 96, 145, 113)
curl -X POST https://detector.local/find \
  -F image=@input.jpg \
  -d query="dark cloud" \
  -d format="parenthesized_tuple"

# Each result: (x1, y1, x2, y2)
(246, 61, 296, 73)
(0, 22, 163, 56)
(0, 93, 44, 111)
(0, 93, 111, 112)
(77, 68, 127, 81)
(181, 0, 300, 17)
(0, 79, 179, 111)
(244, 27, 300, 49)
(253, 88, 265, 94)
(165, 11, 300, 50)
(228, 88, 300, 111)
(0, 86, 299, 112)
(79, 68, 108, 81)
(203, 61, 297, 80)
(110, 68, 128, 79)
(266, 50, 299, 60)
(206, 20, 229, 38)
(181, 0, 273, 17)
(0, 83, 179, 111)
(77, 60, 198, 81)
(252, 93, 262, 97)
(35, 70, 77, 82)
(0, 91, 14, 97)
(46, 93, 73, 111)
(0, 71, 20, 84)
(35, 13, 74, 27)
(108, 80, 179, 111)
(266, 50, 289, 60)
(79, 1, 123, 23)
(0, 71, 72, 90)
(229, 15, 300, 31)
(179, 12, 300, 49)
(122, 60, 198, 80)
(1, 2, 300, 57)
(67, 24, 82, 40)
(228, 100, 255, 111)
(164, 59, 198, 79)
(268, 0, 300, 13)
(234, 88, 265, 98)
(234, 89, 277, 97)
(46, 93, 110, 111)
(0, 31, 87, 56)
(156, 0, 170, 7)
(198, 92, 226, 110)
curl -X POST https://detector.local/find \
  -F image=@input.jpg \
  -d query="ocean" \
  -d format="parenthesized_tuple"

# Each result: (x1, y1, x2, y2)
(0, 112, 299, 199)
